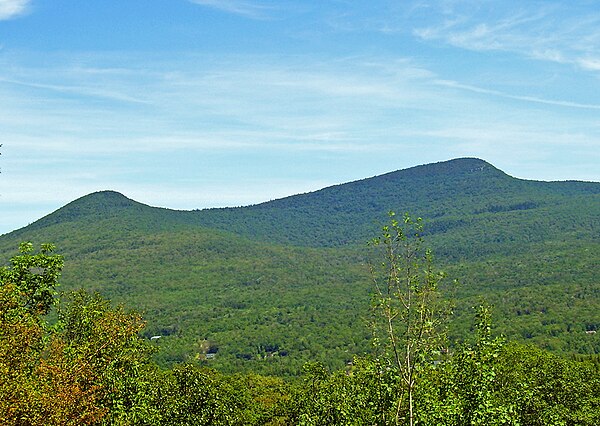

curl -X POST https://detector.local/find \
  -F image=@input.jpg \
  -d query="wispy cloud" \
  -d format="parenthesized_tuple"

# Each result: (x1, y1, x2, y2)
(578, 57, 600, 72)
(435, 79, 600, 110)
(0, 0, 29, 20)
(319, 2, 600, 75)
(0, 76, 150, 104)
(410, 1, 600, 73)
(0, 53, 440, 155)
(188, 0, 276, 19)
(415, 9, 548, 51)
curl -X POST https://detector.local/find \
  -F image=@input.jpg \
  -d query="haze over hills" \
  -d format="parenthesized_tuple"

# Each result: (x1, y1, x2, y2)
(1, 158, 599, 375)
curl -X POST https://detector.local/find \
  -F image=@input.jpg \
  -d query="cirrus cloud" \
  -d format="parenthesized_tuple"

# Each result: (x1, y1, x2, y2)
(411, 1, 600, 74)
(188, 0, 275, 19)
(0, 0, 30, 20)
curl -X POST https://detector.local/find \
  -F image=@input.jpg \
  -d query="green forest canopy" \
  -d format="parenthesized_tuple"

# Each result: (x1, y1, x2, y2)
(1, 158, 599, 376)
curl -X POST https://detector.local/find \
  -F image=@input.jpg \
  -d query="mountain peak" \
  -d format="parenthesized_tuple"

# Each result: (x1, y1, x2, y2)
(391, 158, 503, 179)
(79, 190, 133, 203)
(65, 190, 139, 211)
(24, 190, 144, 230)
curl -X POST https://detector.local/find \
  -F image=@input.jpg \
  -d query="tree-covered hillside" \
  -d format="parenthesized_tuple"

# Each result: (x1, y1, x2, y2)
(1, 158, 598, 375)
(187, 158, 600, 253)
(3, 224, 600, 425)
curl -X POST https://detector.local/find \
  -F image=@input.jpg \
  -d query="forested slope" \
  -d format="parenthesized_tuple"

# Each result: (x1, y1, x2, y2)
(1, 158, 598, 375)
(187, 158, 600, 254)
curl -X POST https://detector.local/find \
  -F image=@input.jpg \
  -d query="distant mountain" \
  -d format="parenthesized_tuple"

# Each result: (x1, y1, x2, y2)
(17, 157, 599, 253)
(1, 158, 599, 375)
(186, 157, 599, 254)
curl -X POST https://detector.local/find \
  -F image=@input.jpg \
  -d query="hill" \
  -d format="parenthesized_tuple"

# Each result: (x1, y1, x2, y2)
(191, 158, 599, 260)
(1, 158, 599, 375)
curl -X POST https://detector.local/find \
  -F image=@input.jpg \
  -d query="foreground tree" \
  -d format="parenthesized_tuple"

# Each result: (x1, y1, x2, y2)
(0, 243, 154, 425)
(449, 305, 515, 425)
(0, 242, 102, 424)
(0, 242, 63, 315)
(0, 244, 284, 425)
(496, 342, 600, 425)
(54, 290, 154, 424)
(368, 212, 450, 426)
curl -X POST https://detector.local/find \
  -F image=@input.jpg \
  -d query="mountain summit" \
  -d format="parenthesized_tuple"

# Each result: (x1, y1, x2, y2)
(378, 157, 503, 178)
(19, 190, 147, 233)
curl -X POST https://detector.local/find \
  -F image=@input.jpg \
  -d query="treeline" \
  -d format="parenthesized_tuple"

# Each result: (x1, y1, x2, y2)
(2, 240, 600, 425)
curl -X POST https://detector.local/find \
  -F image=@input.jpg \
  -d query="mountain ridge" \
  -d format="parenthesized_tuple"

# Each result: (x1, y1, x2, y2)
(1, 157, 598, 375)
(6, 157, 599, 250)
(9, 157, 598, 236)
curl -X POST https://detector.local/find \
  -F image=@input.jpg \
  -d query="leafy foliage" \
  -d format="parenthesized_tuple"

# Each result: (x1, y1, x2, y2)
(293, 308, 600, 426)
(0, 242, 63, 315)
(2, 238, 600, 424)
(368, 212, 451, 425)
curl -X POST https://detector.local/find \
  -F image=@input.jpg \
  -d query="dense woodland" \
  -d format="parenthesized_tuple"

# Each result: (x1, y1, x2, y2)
(1, 228, 600, 425)
(1, 159, 598, 376)
(1, 158, 600, 424)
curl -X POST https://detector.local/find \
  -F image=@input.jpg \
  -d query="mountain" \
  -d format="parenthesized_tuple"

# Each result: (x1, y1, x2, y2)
(187, 157, 599, 257)
(18, 158, 599, 255)
(1, 158, 599, 375)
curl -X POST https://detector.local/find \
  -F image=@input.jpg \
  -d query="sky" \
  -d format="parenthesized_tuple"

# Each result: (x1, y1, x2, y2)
(1, 0, 599, 235)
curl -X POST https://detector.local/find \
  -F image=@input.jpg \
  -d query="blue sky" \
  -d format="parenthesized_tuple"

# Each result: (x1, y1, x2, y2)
(1, 0, 599, 235)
